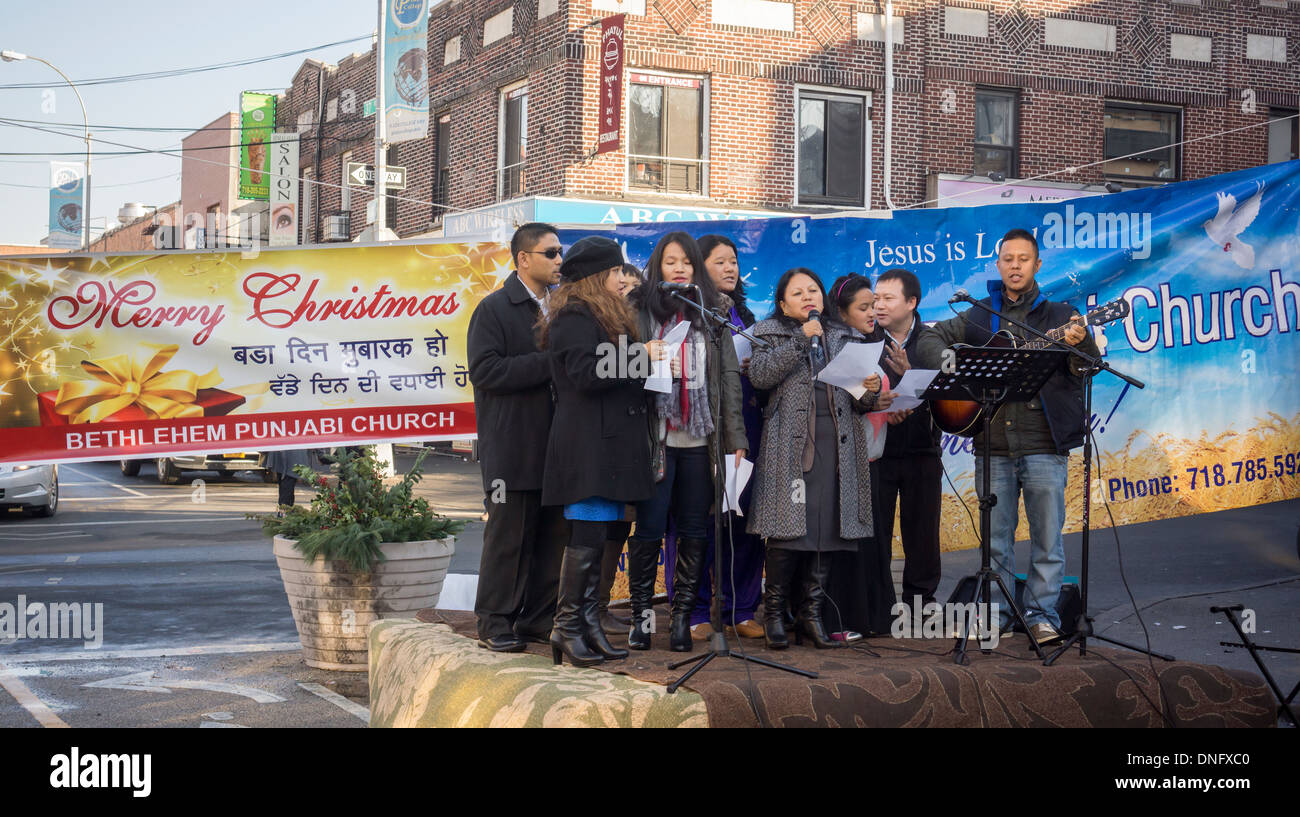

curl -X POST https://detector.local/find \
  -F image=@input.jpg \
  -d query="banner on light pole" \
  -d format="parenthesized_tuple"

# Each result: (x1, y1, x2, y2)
(48, 162, 84, 249)
(383, 0, 430, 145)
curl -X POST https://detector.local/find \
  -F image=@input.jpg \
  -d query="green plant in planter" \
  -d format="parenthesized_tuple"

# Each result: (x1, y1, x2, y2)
(251, 446, 464, 572)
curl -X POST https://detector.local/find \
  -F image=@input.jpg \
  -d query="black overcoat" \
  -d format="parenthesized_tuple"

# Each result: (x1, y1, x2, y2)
(466, 271, 553, 493)
(540, 302, 655, 507)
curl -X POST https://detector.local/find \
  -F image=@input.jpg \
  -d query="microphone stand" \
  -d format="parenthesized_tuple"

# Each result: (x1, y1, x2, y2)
(660, 288, 818, 693)
(953, 293, 1172, 666)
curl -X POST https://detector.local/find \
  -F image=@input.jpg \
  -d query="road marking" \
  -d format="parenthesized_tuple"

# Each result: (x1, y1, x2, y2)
(0, 532, 89, 540)
(1, 641, 303, 664)
(64, 555, 80, 563)
(0, 567, 46, 576)
(0, 516, 251, 530)
(0, 664, 71, 728)
(45, 577, 61, 585)
(298, 683, 370, 723)
(83, 671, 286, 703)
(61, 465, 148, 496)
(200, 722, 248, 728)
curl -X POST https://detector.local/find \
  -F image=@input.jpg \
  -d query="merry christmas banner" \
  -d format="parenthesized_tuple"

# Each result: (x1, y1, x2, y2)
(0, 242, 510, 464)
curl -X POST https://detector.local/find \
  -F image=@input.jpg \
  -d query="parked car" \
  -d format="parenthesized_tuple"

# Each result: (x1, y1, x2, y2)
(120, 452, 275, 484)
(0, 463, 58, 517)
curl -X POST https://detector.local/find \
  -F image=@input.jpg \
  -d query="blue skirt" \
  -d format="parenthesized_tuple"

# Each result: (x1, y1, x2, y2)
(565, 496, 622, 522)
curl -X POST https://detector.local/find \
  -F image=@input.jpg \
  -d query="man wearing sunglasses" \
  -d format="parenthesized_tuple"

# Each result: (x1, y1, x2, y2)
(467, 222, 568, 651)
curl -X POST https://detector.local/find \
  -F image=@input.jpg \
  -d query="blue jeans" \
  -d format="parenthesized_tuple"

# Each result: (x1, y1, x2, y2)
(974, 454, 1068, 630)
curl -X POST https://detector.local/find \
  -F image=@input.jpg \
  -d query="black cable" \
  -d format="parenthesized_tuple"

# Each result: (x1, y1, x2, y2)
(0, 36, 370, 90)
(1088, 425, 1176, 727)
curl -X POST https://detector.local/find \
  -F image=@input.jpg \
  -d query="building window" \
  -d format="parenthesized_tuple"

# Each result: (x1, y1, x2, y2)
(1268, 110, 1298, 165)
(498, 82, 527, 200)
(385, 145, 399, 233)
(797, 89, 866, 207)
(627, 72, 706, 195)
(1104, 103, 1180, 182)
(340, 150, 353, 214)
(302, 167, 313, 244)
(974, 88, 1018, 178)
(433, 112, 451, 222)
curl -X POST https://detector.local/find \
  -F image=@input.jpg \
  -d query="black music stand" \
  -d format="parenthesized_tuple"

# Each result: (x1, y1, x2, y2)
(922, 345, 1067, 664)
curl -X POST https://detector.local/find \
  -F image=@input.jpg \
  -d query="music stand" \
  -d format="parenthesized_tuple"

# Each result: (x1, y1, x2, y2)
(922, 345, 1067, 664)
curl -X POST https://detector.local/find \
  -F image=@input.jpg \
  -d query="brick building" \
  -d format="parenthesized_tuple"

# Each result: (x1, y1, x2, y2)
(87, 201, 184, 254)
(274, 0, 1299, 242)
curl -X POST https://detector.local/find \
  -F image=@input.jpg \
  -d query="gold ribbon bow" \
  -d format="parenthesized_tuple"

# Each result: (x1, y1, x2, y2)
(54, 344, 222, 425)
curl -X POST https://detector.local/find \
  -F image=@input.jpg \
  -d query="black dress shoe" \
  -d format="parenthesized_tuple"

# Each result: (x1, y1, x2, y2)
(477, 634, 527, 652)
(514, 630, 552, 645)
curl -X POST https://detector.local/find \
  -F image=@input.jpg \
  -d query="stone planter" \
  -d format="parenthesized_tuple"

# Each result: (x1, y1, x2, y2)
(273, 534, 455, 671)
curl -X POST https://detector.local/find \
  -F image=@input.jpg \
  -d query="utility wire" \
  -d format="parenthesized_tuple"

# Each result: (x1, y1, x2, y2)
(0, 36, 371, 90)
(906, 113, 1300, 209)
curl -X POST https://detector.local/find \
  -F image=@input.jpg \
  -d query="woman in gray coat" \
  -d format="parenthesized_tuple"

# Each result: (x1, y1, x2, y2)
(748, 268, 880, 649)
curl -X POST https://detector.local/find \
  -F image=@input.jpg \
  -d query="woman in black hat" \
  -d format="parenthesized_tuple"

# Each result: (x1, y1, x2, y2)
(538, 237, 666, 666)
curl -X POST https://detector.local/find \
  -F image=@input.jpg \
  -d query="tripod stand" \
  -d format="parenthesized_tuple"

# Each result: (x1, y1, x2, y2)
(660, 288, 817, 694)
(943, 293, 1165, 666)
(925, 346, 1067, 664)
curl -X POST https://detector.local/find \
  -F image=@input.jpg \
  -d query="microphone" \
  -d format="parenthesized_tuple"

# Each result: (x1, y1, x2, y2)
(658, 281, 698, 293)
(808, 308, 823, 356)
(948, 288, 971, 305)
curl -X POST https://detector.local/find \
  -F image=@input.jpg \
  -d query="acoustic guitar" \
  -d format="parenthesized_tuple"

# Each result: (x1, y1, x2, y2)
(929, 298, 1131, 437)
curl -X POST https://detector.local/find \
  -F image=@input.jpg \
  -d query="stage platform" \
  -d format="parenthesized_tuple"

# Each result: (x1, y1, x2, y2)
(364, 608, 1276, 728)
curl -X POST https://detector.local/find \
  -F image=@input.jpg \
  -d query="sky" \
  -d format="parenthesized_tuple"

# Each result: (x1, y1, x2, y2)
(0, 0, 385, 245)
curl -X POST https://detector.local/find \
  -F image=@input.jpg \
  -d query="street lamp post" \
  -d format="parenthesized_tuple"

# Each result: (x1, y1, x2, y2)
(1, 50, 93, 251)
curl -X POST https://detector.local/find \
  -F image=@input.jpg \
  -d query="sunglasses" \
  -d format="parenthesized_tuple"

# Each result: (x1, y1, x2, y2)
(525, 247, 564, 259)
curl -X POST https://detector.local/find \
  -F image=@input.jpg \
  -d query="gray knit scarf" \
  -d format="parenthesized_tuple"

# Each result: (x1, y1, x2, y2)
(652, 315, 714, 439)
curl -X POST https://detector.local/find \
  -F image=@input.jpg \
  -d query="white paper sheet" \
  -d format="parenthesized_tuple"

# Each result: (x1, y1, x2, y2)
(732, 333, 752, 365)
(886, 368, 939, 412)
(721, 456, 754, 515)
(815, 341, 885, 400)
(644, 320, 693, 393)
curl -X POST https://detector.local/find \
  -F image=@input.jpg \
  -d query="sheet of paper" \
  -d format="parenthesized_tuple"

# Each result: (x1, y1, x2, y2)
(815, 341, 884, 400)
(721, 456, 754, 515)
(885, 368, 939, 412)
(732, 333, 752, 365)
(644, 320, 693, 393)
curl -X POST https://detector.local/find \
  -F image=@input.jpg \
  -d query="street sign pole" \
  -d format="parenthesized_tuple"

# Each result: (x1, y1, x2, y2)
(375, 0, 387, 237)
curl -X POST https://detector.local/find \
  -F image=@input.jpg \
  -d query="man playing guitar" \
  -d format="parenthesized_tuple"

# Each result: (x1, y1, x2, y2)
(917, 228, 1099, 646)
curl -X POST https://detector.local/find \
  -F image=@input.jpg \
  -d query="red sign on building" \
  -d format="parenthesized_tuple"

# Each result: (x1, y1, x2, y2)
(597, 14, 626, 155)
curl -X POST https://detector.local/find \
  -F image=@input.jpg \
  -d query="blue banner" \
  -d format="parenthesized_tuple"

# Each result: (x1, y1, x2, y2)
(561, 161, 1300, 545)
(384, 0, 429, 145)
(48, 162, 83, 250)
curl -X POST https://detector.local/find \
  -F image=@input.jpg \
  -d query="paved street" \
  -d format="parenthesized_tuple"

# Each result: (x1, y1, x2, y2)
(0, 449, 484, 728)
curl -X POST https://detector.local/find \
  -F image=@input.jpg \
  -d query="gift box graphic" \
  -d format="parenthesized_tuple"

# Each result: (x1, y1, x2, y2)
(38, 344, 245, 426)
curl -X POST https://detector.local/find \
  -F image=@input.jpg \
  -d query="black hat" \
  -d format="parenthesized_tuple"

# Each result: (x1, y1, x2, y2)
(560, 236, 624, 282)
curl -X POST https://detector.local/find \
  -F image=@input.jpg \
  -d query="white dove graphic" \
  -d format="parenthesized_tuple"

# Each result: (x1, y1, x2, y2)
(1202, 182, 1264, 269)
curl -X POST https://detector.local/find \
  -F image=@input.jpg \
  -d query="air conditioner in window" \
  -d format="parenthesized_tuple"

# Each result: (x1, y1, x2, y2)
(323, 213, 350, 242)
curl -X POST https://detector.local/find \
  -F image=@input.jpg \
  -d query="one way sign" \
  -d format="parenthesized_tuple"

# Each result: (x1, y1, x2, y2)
(347, 162, 407, 189)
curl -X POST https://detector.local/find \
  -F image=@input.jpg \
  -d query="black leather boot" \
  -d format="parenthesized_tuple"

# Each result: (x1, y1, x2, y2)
(625, 538, 659, 650)
(669, 536, 708, 652)
(762, 548, 799, 649)
(798, 553, 837, 649)
(597, 539, 629, 634)
(550, 546, 604, 667)
(582, 552, 628, 660)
